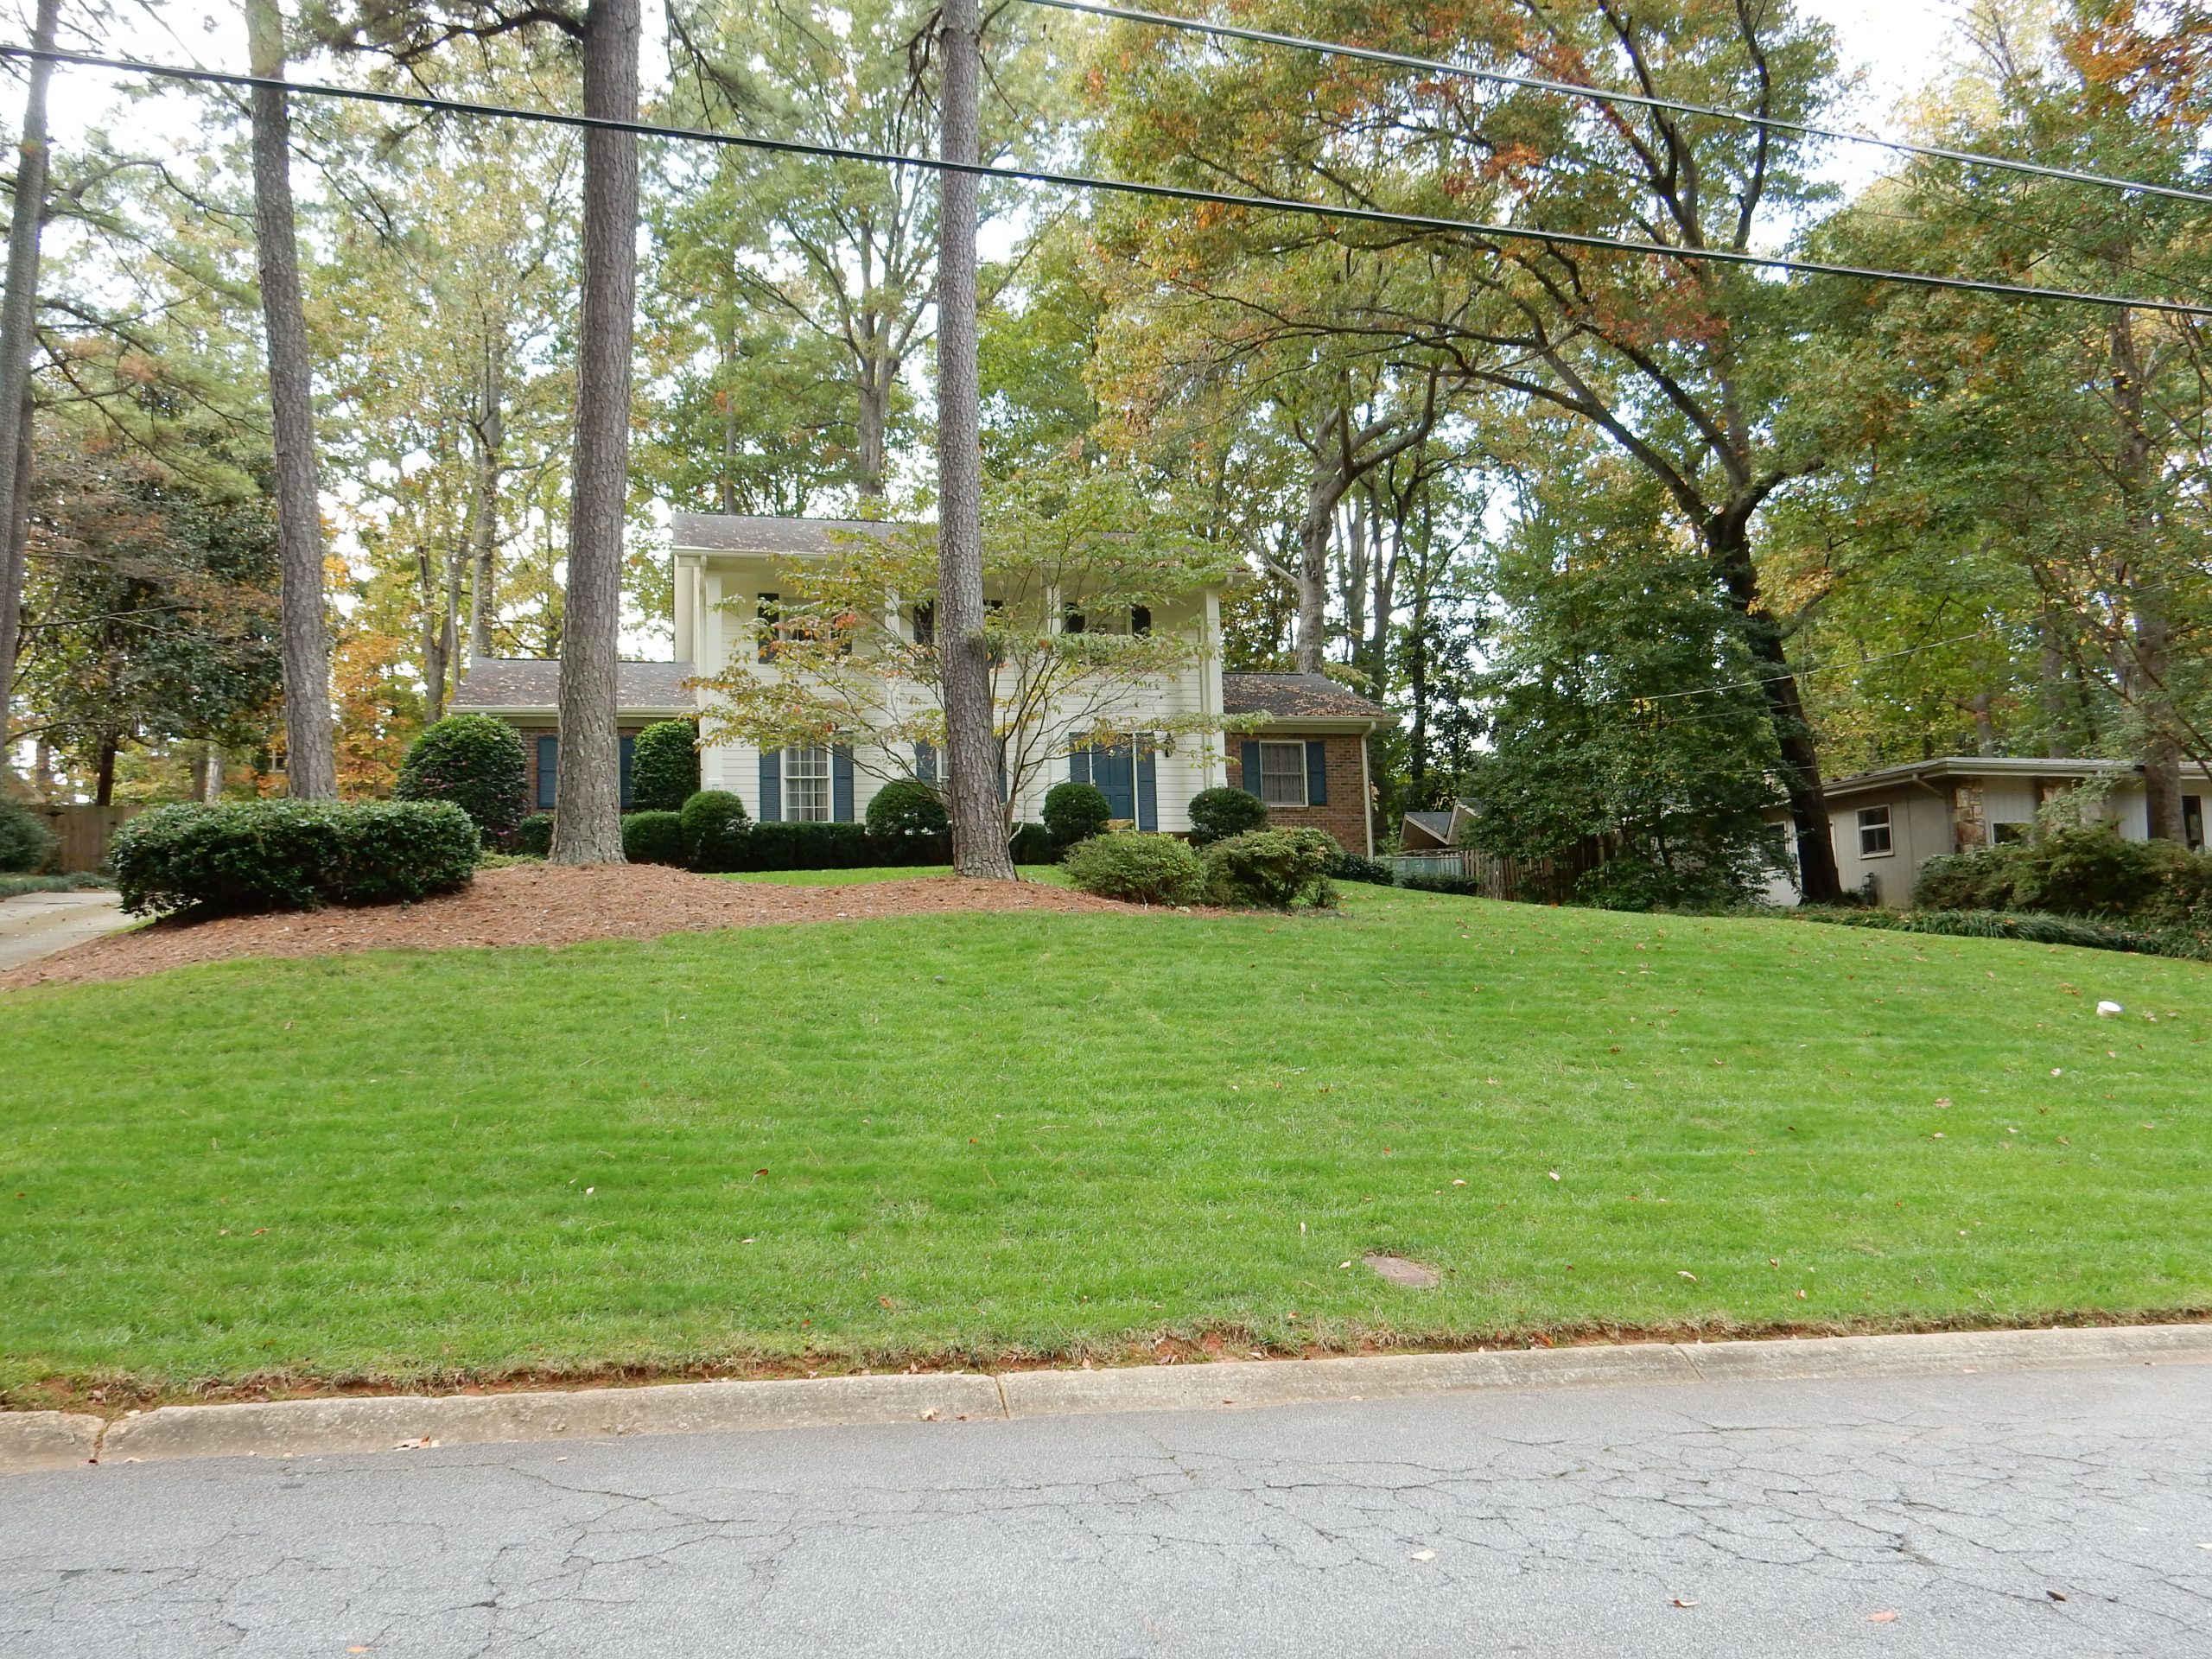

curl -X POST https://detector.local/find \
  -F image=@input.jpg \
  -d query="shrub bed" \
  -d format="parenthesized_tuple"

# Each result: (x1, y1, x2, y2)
(111, 800, 478, 917)
(1913, 829, 2209, 924)
(1800, 904, 2212, 963)
(1063, 831, 1205, 906)
(1325, 850, 1394, 887)
(394, 715, 528, 844)
(1203, 827, 1338, 908)
(620, 810, 686, 867)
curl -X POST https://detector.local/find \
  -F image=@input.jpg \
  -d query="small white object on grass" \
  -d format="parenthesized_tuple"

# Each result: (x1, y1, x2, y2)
(2097, 1001, 2124, 1018)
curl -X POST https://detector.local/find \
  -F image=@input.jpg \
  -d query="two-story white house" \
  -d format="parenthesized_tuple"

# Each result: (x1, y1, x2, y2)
(454, 513, 1394, 855)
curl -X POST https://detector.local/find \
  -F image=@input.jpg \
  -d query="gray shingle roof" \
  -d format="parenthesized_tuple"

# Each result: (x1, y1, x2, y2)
(452, 658, 696, 715)
(1222, 672, 1392, 722)
(671, 514, 909, 555)
(1402, 810, 1455, 842)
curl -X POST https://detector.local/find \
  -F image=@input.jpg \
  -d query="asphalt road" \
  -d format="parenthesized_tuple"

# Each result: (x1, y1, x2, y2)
(3, 1360, 2209, 1657)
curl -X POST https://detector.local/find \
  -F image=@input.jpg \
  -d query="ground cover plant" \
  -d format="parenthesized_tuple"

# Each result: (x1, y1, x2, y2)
(3, 884, 2207, 1402)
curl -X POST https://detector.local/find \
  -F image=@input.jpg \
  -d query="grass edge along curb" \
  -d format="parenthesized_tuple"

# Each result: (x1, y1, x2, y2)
(8, 1322, 2209, 1475)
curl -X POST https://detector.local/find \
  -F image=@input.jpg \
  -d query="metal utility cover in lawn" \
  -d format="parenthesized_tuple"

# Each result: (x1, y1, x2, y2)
(1363, 1254, 1440, 1288)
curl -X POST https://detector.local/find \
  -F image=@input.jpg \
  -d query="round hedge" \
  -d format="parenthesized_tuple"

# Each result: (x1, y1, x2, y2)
(621, 810, 686, 867)
(629, 720, 701, 812)
(678, 789, 750, 872)
(1043, 780, 1112, 849)
(110, 798, 478, 916)
(510, 812, 554, 857)
(0, 799, 57, 874)
(1062, 830, 1205, 906)
(1187, 785, 1268, 847)
(866, 778, 950, 840)
(395, 714, 527, 842)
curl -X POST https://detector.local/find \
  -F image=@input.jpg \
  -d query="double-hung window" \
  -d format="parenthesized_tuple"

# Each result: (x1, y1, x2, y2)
(783, 746, 831, 822)
(1857, 805, 1894, 857)
(1257, 741, 1309, 808)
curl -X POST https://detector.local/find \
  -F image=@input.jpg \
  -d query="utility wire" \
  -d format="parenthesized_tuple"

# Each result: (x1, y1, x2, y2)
(7, 43, 2210, 318)
(1027, 0, 2212, 210)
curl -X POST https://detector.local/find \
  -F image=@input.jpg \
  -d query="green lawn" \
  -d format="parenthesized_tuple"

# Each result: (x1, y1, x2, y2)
(3, 883, 2208, 1403)
(720, 864, 1071, 887)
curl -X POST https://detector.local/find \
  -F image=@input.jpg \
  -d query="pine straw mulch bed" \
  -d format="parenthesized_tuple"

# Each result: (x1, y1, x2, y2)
(2, 862, 1145, 989)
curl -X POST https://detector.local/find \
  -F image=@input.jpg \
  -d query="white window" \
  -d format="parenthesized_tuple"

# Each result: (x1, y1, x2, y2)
(1258, 741, 1308, 808)
(1858, 805, 1894, 857)
(784, 746, 831, 822)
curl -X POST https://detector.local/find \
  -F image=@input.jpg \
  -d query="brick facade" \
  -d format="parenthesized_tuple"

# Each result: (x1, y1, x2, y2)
(512, 722, 658, 813)
(1224, 732, 1372, 856)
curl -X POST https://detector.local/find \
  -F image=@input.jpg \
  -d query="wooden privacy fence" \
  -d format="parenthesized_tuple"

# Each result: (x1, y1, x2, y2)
(36, 804, 141, 873)
(1389, 840, 1610, 902)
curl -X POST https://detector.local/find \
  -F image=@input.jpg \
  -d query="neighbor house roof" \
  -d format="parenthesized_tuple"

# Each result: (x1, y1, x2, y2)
(671, 513, 906, 556)
(1818, 754, 2212, 802)
(1401, 810, 1456, 846)
(451, 658, 697, 718)
(1222, 672, 1393, 725)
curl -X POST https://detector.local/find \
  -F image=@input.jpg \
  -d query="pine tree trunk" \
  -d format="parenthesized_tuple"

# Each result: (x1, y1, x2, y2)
(466, 337, 504, 658)
(550, 0, 640, 864)
(935, 0, 1013, 879)
(0, 0, 59, 774)
(246, 0, 338, 799)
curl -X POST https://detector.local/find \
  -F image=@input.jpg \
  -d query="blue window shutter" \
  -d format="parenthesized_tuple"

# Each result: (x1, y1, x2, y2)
(1136, 743, 1158, 832)
(915, 741, 938, 784)
(759, 748, 783, 821)
(1070, 747, 1090, 785)
(537, 736, 558, 809)
(833, 747, 855, 822)
(619, 734, 636, 809)
(1306, 740, 1329, 806)
(1239, 741, 1262, 799)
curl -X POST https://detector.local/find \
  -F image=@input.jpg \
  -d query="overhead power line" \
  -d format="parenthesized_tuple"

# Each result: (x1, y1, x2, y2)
(7, 43, 2210, 319)
(1027, 0, 2212, 211)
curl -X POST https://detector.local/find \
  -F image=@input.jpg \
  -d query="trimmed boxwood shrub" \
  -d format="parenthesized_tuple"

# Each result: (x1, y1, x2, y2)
(511, 812, 554, 857)
(748, 820, 875, 870)
(0, 799, 57, 873)
(1325, 850, 1393, 887)
(111, 799, 478, 917)
(629, 719, 701, 812)
(1396, 870, 1483, 897)
(394, 714, 527, 843)
(1187, 785, 1268, 848)
(678, 789, 751, 872)
(1063, 831, 1205, 906)
(1202, 826, 1338, 908)
(1043, 780, 1112, 849)
(621, 810, 686, 867)
(1008, 821, 1056, 865)
(866, 778, 950, 841)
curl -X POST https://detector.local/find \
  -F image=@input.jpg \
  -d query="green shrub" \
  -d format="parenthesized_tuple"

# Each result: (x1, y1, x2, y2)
(866, 778, 950, 841)
(1325, 850, 1393, 887)
(748, 820, 874, 870)
(1187, 785, 1268, 847)
(1799, 904, 2211, 963)
(0, 799, 58, 874)
(2146, 851, 2212, 927)
(1063, 830, 1205, 905)
(1911, 846, 2021, 912)
(620, 810, 686, 867)
(1008, 822, 1057, 865)
(678, 790, 751, 872)
(1043, 780, 1112, 849)
(2012, 828, 2171, 918)
(1202, 826, 1338, 908)
(110, 799, 478, 917)
(629, 719, 700, 812)
(511, 812, 555, 857)
(1396, 870, 1484, 897)
(394, 714, 527, 843)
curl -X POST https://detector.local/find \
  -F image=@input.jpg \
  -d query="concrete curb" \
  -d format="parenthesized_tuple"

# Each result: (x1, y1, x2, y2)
(7, 1324, 2208, 1475)
(0, 1410, 105, 1473)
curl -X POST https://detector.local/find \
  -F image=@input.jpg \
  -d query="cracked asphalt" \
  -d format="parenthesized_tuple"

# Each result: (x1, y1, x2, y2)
(3, 1360, 2209, 1656)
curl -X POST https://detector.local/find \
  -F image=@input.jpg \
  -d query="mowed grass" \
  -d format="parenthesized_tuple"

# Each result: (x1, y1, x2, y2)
(720, 864, 1068, 887)
(3, 884, 2208, 1400)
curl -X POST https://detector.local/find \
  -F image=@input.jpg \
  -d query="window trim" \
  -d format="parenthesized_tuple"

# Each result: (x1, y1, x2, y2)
(1257, 740, 1309, 809)
(1857, 804, 1895, 858)
(782, 744, 832, 822)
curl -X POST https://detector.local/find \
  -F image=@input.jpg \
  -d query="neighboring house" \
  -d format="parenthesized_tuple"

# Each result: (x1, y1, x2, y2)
(455, 513, 1397, 854)
(1399, 803, 1478, 852)
(1779, 756, 2212, 906)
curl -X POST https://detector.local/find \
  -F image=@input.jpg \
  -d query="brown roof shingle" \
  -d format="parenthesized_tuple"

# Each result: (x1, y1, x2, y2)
(452, 658, 696, 715)
(1222, 672, 1392, 722)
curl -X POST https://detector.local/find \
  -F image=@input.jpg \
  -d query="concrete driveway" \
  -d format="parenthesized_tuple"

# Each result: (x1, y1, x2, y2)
(3, 1358, 2207, 1657)
(0, 887, 129, 973)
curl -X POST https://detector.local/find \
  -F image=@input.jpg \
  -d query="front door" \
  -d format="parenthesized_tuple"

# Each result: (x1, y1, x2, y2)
(1089, 741, 1135, 820)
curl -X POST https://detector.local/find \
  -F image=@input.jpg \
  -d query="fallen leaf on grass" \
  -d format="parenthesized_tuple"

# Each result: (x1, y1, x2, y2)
(1868, 1611, 1897, 1623)
(1677, 1271, 1698, 1281)
(1410, 1549, 1436, 1562)
(1548, 1170, 1560, 1182)
(1670, 1598, 1698, 1609)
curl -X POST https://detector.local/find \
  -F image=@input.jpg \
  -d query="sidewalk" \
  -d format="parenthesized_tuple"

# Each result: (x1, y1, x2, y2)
(0, 888, 130, 974)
